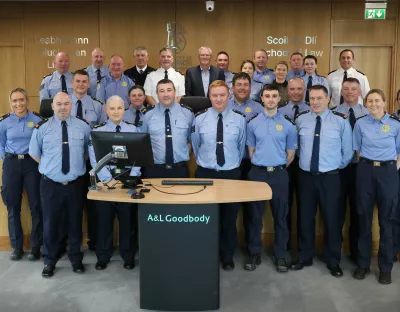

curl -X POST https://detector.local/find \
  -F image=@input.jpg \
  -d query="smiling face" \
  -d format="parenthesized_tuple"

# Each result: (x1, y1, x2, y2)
(309, 89, 329, 114)
(54, 52, 70, 74)
(134, 49, 149, 68)
(290, 54, 303, 71)
(10, 91, 28, 117)
(339, 51, 354, 70)
(157, 82, 176, 107)
(106, 97, 125, 124)
(287, 78, 305, 103)
(261, 90, 280, 110)
(91, 48, 105, 69)
(253, 50, 268, 71)
(198, 48, 212, 68)
(109, 55, 124, 78)
(129, 88, 146, 109)
(216, 53, 229, 70)
(275, 64, 288, 81)
(232, 78, 250, 103)
(365, 92, 385, 117)
(210, 86, 229, 112)
(52, 92, 72, 120)
(341, 81, 361, 105)
(304, 58, 317, 75)
(241, 62, 255, 79)
(72, 73, 90, 96)
(159, 50, 174, 70)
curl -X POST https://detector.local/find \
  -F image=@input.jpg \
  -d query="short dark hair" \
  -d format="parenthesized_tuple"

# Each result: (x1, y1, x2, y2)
(339, 49, 354, 59)
(216, 51, 229, 59)
(342, 77, 360, 86)
(303, 55, 317, 64)
(309, 85, 329, 97)
(240, 60, 255, 72)
(128, 85, 145, 96)
(73, 69, 89, 78)
(290, 52, 303, 59)
(232, 72, 251, 86)
(261, 84, 280, 97)
(156, 78, 175, 92)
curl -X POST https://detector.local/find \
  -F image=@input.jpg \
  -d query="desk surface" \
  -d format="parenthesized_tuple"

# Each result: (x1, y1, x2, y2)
(87, 178, 272, 204)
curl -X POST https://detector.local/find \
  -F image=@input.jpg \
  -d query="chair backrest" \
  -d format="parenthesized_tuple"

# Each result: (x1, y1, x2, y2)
(40, 99, 54, 118)
(180, 96, 212, 114)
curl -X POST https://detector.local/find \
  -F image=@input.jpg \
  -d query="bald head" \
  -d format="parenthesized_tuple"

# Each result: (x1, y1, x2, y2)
(54, 52, 70, 74)
(91, 47, 105, 69)
(109, 54, 124, 79)
(288, 77, 306, 104)
(52, 92, 72, 120)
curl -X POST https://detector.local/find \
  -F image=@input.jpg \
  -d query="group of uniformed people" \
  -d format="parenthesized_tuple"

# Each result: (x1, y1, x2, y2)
(1, 46, 399, 286)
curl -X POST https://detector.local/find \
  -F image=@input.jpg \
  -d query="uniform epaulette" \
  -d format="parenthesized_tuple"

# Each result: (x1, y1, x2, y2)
(390, 115, 400, 122)
(0, 113, 10, 122)
(248, 113, 259, 123)
(296, 110, 310, 119)
(141, 105, 155, 114)
(195, 108, 208, 117)
(330, 106, 337, 111)
(316, 74, 326, 78)
(284, 115, 295, 125)
(32, 111, 44, 120)
(356, 69, 365, 75)
(328, 69, 337, 75)
(268, 68, 275, 72)
(232, 109, 246, 117)
(253, 79, 263, 85)
(35, 118, 48, 129)
(124, 106, 130, 111)
(332, 111, 348, 119)
(76, 116, 89, 125)
(93, 122, 106, 128)
(123, 120, 135, 125)
(43, 72, 52, 79)
(180, 103, 193, 112)
(357, 114, 367, 120)
(91, 96, 103, 104)
(176, 70, 183, 75)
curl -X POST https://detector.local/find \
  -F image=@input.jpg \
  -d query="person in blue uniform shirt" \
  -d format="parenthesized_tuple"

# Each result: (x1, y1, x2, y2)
(395, 88, 400, 262)
(123, 85, 146, 128)
(0, 88, 43, 261)
(291, 85, 353, 278)
(191, 80, 246, 271)
(395, 89, 400, 118)
(141, 79, 194, 178)
(215, 51, 235, 90)
(240, 60, 263, 103)
(301, 55, 330, 104)
(29, 92, 91, 278)
(334, 77, 369, 263)
(352, 89, 400, 285)
(286, 52, 305, 81)
(89, 95, 139, 271)
(39, 52, 73, 102)
(96, 54, 134, 109)
(252, 49, 275, 85)
(245, 84, 297, 273)
(83, 47, 110, 97)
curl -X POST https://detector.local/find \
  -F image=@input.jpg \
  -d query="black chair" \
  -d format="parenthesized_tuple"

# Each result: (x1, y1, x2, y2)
(40, 99, 54, 118)
(180, 96, 211, 114)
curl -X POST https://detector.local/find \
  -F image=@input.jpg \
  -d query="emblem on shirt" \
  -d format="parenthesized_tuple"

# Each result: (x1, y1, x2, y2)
(97, 83, 100, 89)
(276, 124, 283, 131)
(264, 75, 270, 80)
(27, 121, 34, 128)
(122, 81, 128, 87)
(245, 107, 252, 113)
(382, 124, 390, 133)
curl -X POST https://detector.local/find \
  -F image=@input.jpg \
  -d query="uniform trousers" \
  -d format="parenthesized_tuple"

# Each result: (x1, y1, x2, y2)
(240, 158, 252, 247)
(195, 166, 241, 262)
(84, 160, 97, 248)
(1, 155, 42, 249)
(298, 169, 342, 266)
(96, 201, 136, 262)
(246, 165, 289, 258)
(356, 160, 398, 272)
(41, 175, 84, 266)
(394, 169, 400, 258)
(287, 156, 300, 248)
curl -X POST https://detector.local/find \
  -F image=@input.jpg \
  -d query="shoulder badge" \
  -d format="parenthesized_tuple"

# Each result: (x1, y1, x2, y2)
(296, 110, 310, 119)
(42, 72, 52, 79)
(0, 113, 10, 122)
(180, 103, 193, 112)
(332, 111, 348, 119)
(330, 106, 337, 111)
(284, 115, 295, 125)
(357, 114, 367, 121)
(76, 116, 89, 125)
(35, 118, 49, 129)
(328, 69, 337, 75)
(91, 96, 103, 104)
(356, 69, 365, 75)
(248, 113, 259, 123)
(141, 105, 155, 114)
(93, 121, 107, 129)
(390, 115, 400, 122)
(32, 111, 44, 120)
(195, 108, 208, 117)
(232, 109, 246, 117)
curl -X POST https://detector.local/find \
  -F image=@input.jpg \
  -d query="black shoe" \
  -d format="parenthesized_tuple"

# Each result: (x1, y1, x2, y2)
(328, 264, 343, 277)
(290, 259, 313, 271)
(72, 262, 85, 273)
(222, 260, 235, 271)
(276, 258, 289, 273)
(95, 260, 109, 270)
(352, 267, 370, 280)
(10, 248, 24, 261)
(27, 247, 41, 261)
(42, 265, 55, 277)
(379, 272, 392, 285)
(123, 260, 135, 270)
(244, 253, 261, 271)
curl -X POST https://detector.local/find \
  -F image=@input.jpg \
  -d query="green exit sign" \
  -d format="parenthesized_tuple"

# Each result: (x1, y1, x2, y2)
(365, 8, 386, 20)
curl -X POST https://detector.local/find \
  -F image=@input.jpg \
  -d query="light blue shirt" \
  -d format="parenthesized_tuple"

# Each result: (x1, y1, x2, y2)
(353, 113, 400, 161)
(191, 107, 246, 170)
(141, 103, 194, 164)
(88, 119, 141, 182)
(84, 65, 110, 97)
(286, 69, 305, 81)
(71, 94, 107, 128)
(123, 105, 145, 129)
(201, 67, 210, 97)
(278, 101, 310, 120)
(224, 71, 235, 90)
(96, 74, 134, 109)
(296, 109, 353, 172)
(247, 111, 298, 167)
(253, 69, 275, 85)
(39, 71, 73, 102)
(0, 111, 43, 160)
(250, 79, 263, 103)
(301, 73, 330, 100)
(29, 115, 91, 183)
(228, 98, 263, 122)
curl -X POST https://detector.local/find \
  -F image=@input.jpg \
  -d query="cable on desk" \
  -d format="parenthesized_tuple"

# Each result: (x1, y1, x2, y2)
(150, 184, 207, 195)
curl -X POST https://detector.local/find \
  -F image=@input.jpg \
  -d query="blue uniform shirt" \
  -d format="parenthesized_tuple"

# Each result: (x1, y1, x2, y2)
(39, 71, 73, 102)
(224, 71, 235, 90)
(353, 113, 400, 161)
(142, 103, 194, 164)
(253, 69, 275, 85)
(278, 101, 310, 120)
(191, 107, 246, 170)
(123, 105, 145, 129)
(250, 79, 263, 103)
(228, 98, 263, 122)
(286, 69, 305, 81)
(29, 115, 91, 183)
(0, 111, 43, 160)
(296, 109, 353, 172)
(84, 65, 110, 97)
(96, 74, 134, 109)
(301, 73, 330, 100)
(71, 94, 107, 128)
(247, 111, 298, 167)
(88, 119, 141, 182)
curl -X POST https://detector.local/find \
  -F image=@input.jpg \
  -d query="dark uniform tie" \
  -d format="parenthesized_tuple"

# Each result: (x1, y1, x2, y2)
(339, 71, 348, 104)
(305, 76, 312, 103)
(164, 70, 168, 80)
(165, 109, 173, 166)
(139, 69, 144, 74)
(96, 69, 102, 83)
(293, 105, 300, 120)
(76, 100, 83, 119)
(310, 115, 321, 174)
(135, 110, 140, 127)
(216, 113, 225, 167)
(61, 120, 70, 174)
(61, 74, 68, 94)
(348, 107, 356, 130)
(116, 125, 121, 132)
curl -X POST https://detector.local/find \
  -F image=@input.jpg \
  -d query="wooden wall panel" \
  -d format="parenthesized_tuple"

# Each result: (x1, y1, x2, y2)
(0, 19, 23, 46)
(332, 1, 399, 20)
(0, 2, 23, 18)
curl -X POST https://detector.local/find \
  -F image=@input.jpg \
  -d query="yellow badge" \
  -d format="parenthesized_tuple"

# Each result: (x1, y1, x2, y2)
(122, 81, 128, 87)
(27, 121, 34, 128)
(264, 75, 270, 80)
(245, 107, 252, 113)
(382, 124, 390, 133)
(276, 124, 283, 131)
(97, 83, 100, 89)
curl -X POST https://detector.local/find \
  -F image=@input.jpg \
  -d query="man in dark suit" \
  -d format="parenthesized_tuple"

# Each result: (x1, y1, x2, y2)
(185, 47, 225, 97)
(124, 47, 155, 87)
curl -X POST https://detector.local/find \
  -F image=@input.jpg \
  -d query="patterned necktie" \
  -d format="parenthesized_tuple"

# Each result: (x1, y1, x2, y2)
(164, 70, 168, 80)
(135, 110, 140, 126)
(165, 109, 173, 166)
(293, 105, 300, 120)
(61, 120, 70, 174)
(349, 107, 356, 130)
(96, 69, 102, 83)
(305, 76, 312, 103)
(340, 71, 348, 104)
(116, 125, 121, 132)
(61, 74, 68, 94)
(76, 100, 83, 119)
(216, 113, 225, 167)
(139, 70, 144, 74)
(310, 116, 321, 174)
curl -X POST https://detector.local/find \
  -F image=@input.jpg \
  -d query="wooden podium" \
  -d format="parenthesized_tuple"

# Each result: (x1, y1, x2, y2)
(88, 178, 272, 311)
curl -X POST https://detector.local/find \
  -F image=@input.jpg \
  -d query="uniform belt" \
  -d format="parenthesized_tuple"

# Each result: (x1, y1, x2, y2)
(42, 175, 78, 185)
(302, 169, 339, 175)
(198, 166, 239, 172)
(253, 164, 286, 172)
(5, 153, 31, 160)
(154, 161, 186, 169)
(360, 157, 395, 167)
